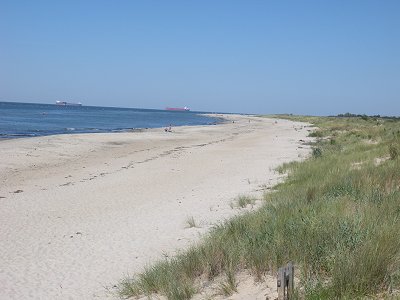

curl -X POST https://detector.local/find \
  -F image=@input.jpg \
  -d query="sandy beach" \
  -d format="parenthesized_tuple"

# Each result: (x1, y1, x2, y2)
(0, 115, 312, 299)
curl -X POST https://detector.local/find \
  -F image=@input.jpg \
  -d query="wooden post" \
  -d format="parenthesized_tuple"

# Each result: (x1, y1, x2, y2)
(286, 262, 294, 299)
(277, 262, 294, 300)
(277, 266, 285, 300)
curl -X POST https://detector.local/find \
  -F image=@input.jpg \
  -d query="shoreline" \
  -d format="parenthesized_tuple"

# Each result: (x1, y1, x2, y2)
(0, 114, 313, 299)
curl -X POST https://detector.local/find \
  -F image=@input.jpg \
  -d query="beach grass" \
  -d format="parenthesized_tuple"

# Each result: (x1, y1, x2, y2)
(218, 270, 238, 296)
(118, 115, 400, 299)
(230, 194, 256, 209)
(185, 216, 198, 228)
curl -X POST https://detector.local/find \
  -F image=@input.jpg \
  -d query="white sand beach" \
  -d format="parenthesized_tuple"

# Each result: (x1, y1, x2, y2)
(0, 115, 312, 299)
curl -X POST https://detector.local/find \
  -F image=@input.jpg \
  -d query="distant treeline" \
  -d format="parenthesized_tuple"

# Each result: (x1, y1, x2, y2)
(335, 113, 400, 120)
(275, 113, 399, 120)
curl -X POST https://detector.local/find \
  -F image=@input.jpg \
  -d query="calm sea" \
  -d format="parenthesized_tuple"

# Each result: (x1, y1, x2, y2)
(0, 102, 221, 139)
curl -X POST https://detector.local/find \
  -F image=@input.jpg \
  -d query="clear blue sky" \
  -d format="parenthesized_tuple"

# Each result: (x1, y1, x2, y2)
(1, 1, 399, 115)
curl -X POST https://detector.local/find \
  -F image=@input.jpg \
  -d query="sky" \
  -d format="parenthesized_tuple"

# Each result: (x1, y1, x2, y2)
(1, 1, 399, 115)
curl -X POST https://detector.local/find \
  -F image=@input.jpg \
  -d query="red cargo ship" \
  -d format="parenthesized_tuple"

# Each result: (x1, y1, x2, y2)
(166, 106, 190, 111)
(56, 101, 82, 106)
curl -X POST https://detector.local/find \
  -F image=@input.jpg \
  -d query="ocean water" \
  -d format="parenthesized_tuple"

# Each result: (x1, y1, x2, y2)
(0, 102, 221, 139)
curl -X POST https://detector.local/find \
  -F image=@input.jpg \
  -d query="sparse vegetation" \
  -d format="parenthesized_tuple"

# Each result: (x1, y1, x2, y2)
(185, 216, 198, 228)
(218, 270, 238, 296)
(308, 130, 323, 138)
(233, 195, 256, 208)
(118, 115, 400, 299)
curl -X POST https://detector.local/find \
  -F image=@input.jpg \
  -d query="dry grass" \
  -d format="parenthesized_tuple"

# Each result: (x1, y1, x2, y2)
(185, 216, 198, 228)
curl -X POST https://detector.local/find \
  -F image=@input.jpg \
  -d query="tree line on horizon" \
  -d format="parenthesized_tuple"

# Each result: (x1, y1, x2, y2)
(335, 112, 400, 120)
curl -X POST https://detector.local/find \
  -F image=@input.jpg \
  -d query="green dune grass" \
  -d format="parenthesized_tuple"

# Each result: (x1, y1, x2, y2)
(118, 115, 400, 299)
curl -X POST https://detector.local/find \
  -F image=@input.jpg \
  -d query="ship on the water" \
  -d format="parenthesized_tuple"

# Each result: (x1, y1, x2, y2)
(165, 106, 190, 111)
(56, 101, 82, 106)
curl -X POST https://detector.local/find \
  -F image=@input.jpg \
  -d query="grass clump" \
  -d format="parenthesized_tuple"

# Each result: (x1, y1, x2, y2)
(185, 216, 198, 228)
(218, 270, 238, 296)
(389, 143, 398, 160)
(232, 195, 256, 208)
(308, 130, 324, 138)
(311, 147, 322, 158)
(118, 115, 400, 299)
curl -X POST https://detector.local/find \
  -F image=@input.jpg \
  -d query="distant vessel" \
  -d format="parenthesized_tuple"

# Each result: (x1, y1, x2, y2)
(56, 101, 82, 106)
(166, 106, 190, 111)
